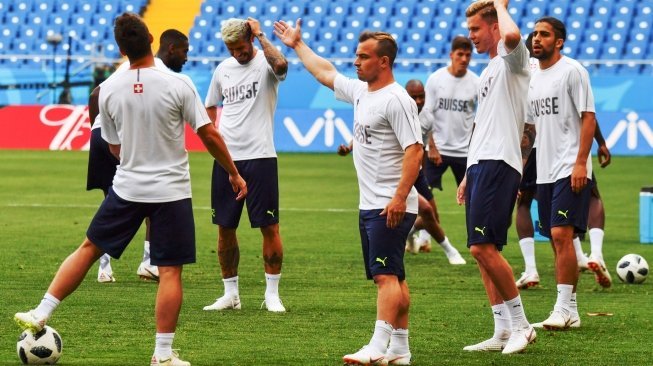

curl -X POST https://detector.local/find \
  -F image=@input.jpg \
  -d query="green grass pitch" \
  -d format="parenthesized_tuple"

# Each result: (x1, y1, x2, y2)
(0, 150, 652, 365)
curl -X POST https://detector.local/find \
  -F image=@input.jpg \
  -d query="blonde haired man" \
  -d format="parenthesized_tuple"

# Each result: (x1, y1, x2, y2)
(204, 17, 289, 312)
(457, 0, 536, 354)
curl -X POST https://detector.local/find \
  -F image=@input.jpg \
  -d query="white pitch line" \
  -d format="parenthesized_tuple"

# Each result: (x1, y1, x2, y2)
(2, 202, 470, 215)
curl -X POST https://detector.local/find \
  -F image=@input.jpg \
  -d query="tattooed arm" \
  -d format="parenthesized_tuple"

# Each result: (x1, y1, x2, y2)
(248, 17, 288, 77)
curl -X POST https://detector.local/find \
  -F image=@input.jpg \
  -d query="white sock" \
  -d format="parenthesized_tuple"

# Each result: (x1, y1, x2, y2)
(265, 273, 281, 298)
(142, 240, 151, 263)
(223, 276, 239, 297)
(554, 284, 573, 313)
(570, 292, 578, 315)
(437, 236, 456, 256)
(572, 237, 585, 261)
(388, 328, 410, 355)
(518, 237, 537, 274)
(369, 320, 393, 354)
(154, 332, 174, 359)
(418, 229, 431, 243)
(588, 228, 604, 260)
(491, 303, 511, 339)
(505, 295, 529, 330)
(99, 254, 112, 272)
(34, 293, 60, 319)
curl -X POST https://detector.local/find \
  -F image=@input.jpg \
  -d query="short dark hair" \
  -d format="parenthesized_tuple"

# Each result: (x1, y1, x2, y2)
(358, 31, 398, 66)
(535, 17, 567, 42)
(113, 12, 150, 60)
(451, 36, 473, 52)
(160, 29, 188, 50)
(405, 79, 423, 89)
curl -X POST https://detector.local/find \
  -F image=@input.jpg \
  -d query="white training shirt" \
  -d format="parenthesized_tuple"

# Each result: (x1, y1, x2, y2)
(467, 40, 530, 174)
(92, 57, 167, 131)
(334, 74, 422, 214)
(100, 67, 212, 202)
(205, 50, 286, 161)
(420, 67, 479, 157)
(528, 56, 595, 184)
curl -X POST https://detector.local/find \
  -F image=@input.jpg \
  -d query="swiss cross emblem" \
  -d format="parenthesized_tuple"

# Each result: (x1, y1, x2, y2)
(133, 83, 143, 93)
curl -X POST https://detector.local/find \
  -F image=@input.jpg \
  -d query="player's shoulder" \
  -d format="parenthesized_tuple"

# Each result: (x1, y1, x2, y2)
(560, 56, 590, 80)
(151, 68, 197, 91)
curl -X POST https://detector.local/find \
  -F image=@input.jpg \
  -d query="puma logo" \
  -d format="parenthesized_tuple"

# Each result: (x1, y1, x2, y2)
(557, 210, 569, 219)
(493, 311, 503, 316)
(474, 226, 486, 236)
(267, 209, 275, 217)
(375, 257, 388, 267)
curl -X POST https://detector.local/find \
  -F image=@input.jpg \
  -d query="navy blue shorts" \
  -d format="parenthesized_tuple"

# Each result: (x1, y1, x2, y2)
(519, 148, 537, 193)
(359, 209, 416, 281)
(465, 160, 521, 250)
(86, 128, 119, 194)
(87, 188, 196, 266)
(536, 176, 591, 238)
(212, 158, 279, 228)
(413, 169, 433, 200)
(424, 155, 466, 191)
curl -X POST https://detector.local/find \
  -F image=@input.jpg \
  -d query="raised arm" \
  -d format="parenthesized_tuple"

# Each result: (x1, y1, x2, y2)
(248, 17, 288, 77)
(274, 19, 338, 90)
(494, 0, 521, 51)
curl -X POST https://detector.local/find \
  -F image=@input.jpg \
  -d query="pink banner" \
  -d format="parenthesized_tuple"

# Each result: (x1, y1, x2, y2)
(0, 105, 219, 151)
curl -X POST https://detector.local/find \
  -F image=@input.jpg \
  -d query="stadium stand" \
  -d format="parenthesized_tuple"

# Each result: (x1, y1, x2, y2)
(0, 0, 652, 98)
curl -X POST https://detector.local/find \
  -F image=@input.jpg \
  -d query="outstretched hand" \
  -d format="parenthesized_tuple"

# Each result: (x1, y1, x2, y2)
(273, 19, 303, 48)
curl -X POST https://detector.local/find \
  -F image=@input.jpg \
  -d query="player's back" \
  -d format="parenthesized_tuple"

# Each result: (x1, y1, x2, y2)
(99, 67, 209, 202)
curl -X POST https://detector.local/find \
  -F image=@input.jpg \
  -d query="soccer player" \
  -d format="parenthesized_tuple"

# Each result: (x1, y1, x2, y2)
(275, 19, 423, 365)
(421, 36, 479, 194)
(457, 0, 536, 354)
(404, 79, 467, 264)
(203, 17, 288, 313)
(89, 29, 190, 283)
(515, 33, 612, 290)
(526, 16, 596, 329)
(340, 80, 466, 265)
(15, 13, 246, 366)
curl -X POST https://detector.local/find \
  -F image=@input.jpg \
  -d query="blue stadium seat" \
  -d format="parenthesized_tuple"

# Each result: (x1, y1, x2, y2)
(241, 4, 264, 17)
(636, 2, 653, 17)
(365, 15, 389, 30)
(547, 1, 570, 19)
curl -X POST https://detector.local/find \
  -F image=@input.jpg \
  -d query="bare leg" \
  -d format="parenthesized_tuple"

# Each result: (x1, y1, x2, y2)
(414, 195, 445, 242)
(375, 274, 409, 329)
(469, 244, 519, 301)
(155, 265, 183, 333)
(551, 226, 579, 289)
(515, 191, 535, 239)
(48, 238, 104, 300)
(261, 224, 283, 274)
(218, 226, 239, 278)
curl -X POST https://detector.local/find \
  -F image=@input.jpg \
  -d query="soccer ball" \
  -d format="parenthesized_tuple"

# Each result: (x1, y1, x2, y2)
(616, 254, 649, 284)
(16, 326, 63, 364)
